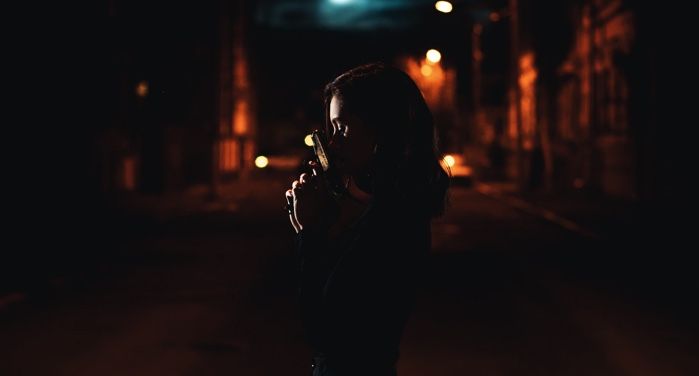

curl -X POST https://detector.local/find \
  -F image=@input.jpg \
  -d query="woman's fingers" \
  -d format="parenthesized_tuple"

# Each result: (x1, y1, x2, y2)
(308, 160, 319, 176)
(285, 189, 300, 232)
(299, 172, 320, 191)
(291, 180, 304, 195)
(307, 161, 328, 193)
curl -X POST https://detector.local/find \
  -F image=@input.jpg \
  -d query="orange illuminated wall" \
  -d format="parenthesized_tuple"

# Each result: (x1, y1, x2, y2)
(518, 52, 538, 150)
(402, 56, 456, 111)
(123, 156, 137, 191)
(233, 99, 249, 135)
(220, 138, 240, 172)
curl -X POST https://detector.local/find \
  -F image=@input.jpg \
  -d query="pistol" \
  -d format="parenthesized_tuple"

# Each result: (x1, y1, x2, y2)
(310, 129, 347, 198)
(285, 129, 345, 215)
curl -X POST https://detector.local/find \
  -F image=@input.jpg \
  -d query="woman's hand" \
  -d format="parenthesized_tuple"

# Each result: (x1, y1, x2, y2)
(285, 163, 336, 233)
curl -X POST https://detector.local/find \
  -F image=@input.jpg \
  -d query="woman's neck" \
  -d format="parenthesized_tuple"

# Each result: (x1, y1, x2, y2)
(327, 174, 373, 240)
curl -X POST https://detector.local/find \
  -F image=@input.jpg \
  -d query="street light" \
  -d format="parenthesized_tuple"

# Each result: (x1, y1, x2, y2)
(135, 81, 149, 98)
(443, 154, 456, 167)
(255, 156, 269, 168)
(304, 134, 314, 147)
(426, 49, 442, 64)
(435, 1, 453, 14)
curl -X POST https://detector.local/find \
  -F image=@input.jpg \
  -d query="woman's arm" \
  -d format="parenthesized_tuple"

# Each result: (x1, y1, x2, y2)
(295, 227, 335, 347)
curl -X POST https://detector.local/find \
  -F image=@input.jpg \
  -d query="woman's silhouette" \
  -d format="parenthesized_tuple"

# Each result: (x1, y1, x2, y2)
(286, 63, 450, 375)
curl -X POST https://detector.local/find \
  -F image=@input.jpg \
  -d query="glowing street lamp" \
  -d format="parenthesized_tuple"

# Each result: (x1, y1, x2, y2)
(443, 154, 456, 167)
(304, 134, 314, 147)
(255, 156, 269, 168)
(435, 1, 453, 14)
(426, 49, 442, 64)
(135, 81, 149, 98)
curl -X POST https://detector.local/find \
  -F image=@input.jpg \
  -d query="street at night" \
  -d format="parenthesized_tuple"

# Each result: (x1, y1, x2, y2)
(4, 0, 695, 374)
(2, 176, 696, 375)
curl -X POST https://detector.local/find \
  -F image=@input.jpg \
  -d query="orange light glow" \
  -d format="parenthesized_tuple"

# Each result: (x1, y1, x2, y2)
(123, 156, 136, 191)
(518, 52, 538, 151)
(220, 139, 240, 171)
(451, 165, 472, 177)
(233, 99, 249, 135)
(135, 81, 149, 98)
(443, 154, 456, 167)
(402, 56, 454, 111)
(489, 12, 501, 22)
(244, 139, 256, 168)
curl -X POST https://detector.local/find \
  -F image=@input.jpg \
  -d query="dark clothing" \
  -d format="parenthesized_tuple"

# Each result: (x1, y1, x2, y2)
(295, 198, 430, 375)
(311, 354, 397, 376)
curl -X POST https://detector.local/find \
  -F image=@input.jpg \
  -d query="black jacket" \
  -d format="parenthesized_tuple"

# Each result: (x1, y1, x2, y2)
(295, 197, 430, 371)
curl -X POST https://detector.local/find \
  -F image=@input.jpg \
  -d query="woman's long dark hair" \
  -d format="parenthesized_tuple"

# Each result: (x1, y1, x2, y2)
(324, 62, 450, 217)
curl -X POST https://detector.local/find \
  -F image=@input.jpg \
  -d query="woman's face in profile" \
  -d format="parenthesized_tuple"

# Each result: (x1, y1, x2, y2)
(328, 95, 377, 175)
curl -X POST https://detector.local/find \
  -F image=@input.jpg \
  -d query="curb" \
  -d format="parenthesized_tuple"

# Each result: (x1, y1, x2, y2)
(475, 183, 601, 240)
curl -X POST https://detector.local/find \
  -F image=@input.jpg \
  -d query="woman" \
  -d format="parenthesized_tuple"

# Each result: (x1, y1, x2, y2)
(285, 63, 449, 375)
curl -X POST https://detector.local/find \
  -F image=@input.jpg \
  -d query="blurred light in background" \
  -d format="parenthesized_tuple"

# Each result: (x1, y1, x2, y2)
(267, 155, 304, 170)
(220, 139, 240, 171)
(518, 52, 538, 150)
(122, 156, 137, 191)
(329, 0, 353, 5)
(442, 154, 472, 181)
(435, 1, 453, 14)
(304, 134, 315, 147)
(233, 99, 250, 135)
(257, 0, 418, 30)
(421, 64, 434, 77)
(426, 49, 442, 64)
(489, 12, 501, 22)
(135, 81, 149, 98)
(255, 156, 269, 169)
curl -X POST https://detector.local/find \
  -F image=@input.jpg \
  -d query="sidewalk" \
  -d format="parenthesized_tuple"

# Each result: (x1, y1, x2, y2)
(474, 181, 642, 241)
(472, 181, 697, 330)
